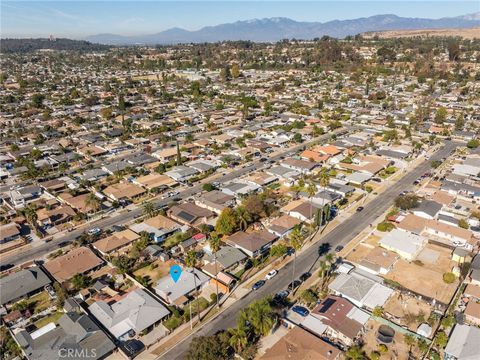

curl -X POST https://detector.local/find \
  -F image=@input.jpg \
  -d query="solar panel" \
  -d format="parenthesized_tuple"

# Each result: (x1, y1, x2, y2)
(319, 298, 336, 313)
(178, 211, 195, 223)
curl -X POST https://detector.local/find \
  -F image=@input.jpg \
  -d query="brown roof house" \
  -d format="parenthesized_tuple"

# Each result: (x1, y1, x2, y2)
(261, 326, 341, 360)
(302, 295, 369, 346)
(0, 222, 21, 244)
(267, 215, 302, 239)
(167, 203, 215, 228)
(92, 229, 140, 255)
(103, 182, 146, 202)
(226, 230, 278, 258)
(44, 247, 103, 284)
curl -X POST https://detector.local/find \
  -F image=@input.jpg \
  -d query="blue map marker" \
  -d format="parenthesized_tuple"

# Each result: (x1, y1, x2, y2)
(170, 265, 182, 283)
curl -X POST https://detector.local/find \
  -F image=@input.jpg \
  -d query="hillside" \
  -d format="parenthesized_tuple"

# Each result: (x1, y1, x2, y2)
(363, 27, 480, 39)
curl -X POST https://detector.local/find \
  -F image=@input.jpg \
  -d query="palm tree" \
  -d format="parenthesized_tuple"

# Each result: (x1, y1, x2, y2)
(318, 168, 330, 226)
(288, 227, 303, 292)
(306, 181, 317, 228)
(209, 232, 221, 307)
(185, 251, 201, 324)
(228, 325, 249, 353)
(235, 206, 251, 231)
(23, 205, 38, 230)
(245, 298, 276, 337)
(142, 201, 157, 219)
(85, 192, 100, 215)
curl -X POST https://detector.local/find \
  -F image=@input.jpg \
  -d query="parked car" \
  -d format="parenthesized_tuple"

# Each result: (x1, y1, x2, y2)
(121, 339, 145, 358)
(265, 270, 278, 280)
(286, 247, 296, 256)
(292, 305, 309, 317)
(88, 228, 101, 236)
(356, 206, 364, 212)
(335, 245, 344, 253)
(252, 280, 266, 291)
(287, 280, 302, 291)
(299, 272, 311, 282)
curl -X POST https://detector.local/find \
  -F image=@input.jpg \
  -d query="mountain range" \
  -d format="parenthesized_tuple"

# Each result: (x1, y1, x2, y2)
(86, 13, 480, 45)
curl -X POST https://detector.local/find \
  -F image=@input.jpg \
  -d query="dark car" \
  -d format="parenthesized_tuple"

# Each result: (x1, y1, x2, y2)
(299, 272, 311, 282)
(273, 290, 290, 304)
(356, 206, 364, 212)
(58, 241, 70, 247)
(286, 247, 296, 256)
(292, 305, 309, 317)
(335, 245, 344, 253)
(252, 280, 266, 291)
(0, 263, 14, 272)
(121, 339, 145, 358)
(372, 178, 382, 183)
(287, 280, 302, 291)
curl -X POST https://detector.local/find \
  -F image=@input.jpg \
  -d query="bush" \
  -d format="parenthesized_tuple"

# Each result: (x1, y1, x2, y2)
(443, 272, 456, 284)
(466, 139, 479, 149)
(378, 344, 388, 353)
(394, 194, 419, 210)
(202, 183, 216, 192)
(377, 221, 395, 232)
(210, 293, 218, 304)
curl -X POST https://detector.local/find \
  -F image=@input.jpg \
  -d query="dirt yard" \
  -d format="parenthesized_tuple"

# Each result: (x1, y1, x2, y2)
(385, 259, 458, 304)
(133, 259, 173, 283)
(384, 292, 436, 332)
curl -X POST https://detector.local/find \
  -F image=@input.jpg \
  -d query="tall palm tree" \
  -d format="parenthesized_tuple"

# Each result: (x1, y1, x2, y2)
(318, 168, 330, 226)
(142, 201, 157, 219)
(185, 251, 201, 324)
(288, 227, 303, 292)
(209, 232, 221, 307)
(23, 205, 38, 230)
(228, 325, 249, 353)
(318, 260, 329, 290)
(235, 206, 251, 231)
(306, 181, 317, 228)
(245, 298, 276, 337)
(85, 192, 100, 215)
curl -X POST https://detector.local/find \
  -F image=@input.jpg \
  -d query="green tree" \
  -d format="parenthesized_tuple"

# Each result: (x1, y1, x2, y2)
(142, 201, 157, 219)
(31, 93, 45, 108)
(228, 325, 249, 353)
(434, 331, 449, 348)
(235, 206, 251, 231)
(231, 63, 240, 79)
(242, 298, 276, 337)
(71, 273, 91, 290)
(435, 107, 447, 124)
(372, 306, 384, 317)
(202, 183, 216, 192)
(85, 192, 101, 214)
(467, 139, 479, 149)
(186, 334, 229, 360)
(216, 208, 238, 235)
(345, 345, 366, 360)
(458, 218, 469, 229)
(394, 194, 419, 210)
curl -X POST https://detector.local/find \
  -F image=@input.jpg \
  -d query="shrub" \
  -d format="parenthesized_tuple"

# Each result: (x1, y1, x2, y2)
(443, 272, 456, 284)
(377, 221, 395, 232)
(210, 293, 218, 304)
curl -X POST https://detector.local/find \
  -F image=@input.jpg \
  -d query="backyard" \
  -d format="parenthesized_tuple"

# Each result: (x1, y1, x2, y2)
(133, 259, 174, 285)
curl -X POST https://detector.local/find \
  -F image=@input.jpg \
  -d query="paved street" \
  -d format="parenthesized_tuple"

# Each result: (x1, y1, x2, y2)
(0, 128, 347, 267)
(158, 140, 459, 360)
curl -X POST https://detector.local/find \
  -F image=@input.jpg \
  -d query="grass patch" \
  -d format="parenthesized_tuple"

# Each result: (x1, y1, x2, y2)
(163, 315, 184, 331)
(34, 311, 64, 328)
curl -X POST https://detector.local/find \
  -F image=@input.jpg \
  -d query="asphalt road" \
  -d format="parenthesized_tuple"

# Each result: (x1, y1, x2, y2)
(0, 128, 347, 268)
(159, 140, 459, 360)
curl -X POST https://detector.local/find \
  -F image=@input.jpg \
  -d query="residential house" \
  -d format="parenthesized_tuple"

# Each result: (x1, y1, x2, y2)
(92, 229, 140, 255)
(89, 288, 170, 339)
(103, 182, 146, 202)
(0, 266, 51, 306)
(444, 324, 480, 360)
(164, 166, 198, 182)
(260, 326, 341, 360)
(412, 200, 443, 220)
(154, 267, 210, 305)
(43, 247, 104, 284)
(168, 203, 215, 227)
(267, 215, 301, 238)
(195, 190, 235, 214)
(0, 222, 21, 243)
(14, 312, 115, 360)
(328, 271, 394, 309)
(378, 229, 427, 261)
(280, 158, 318, 175)
(226, 230, 278, 258)
(129, 214, 181, 243)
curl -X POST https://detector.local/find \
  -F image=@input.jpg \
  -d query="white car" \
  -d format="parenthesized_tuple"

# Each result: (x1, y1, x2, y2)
(265, 270, 278, 280)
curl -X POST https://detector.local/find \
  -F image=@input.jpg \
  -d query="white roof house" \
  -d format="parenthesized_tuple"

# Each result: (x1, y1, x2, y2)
(378, 229, 427, 261)
(444, 324, 480, 360)
(154, 267, 210, 305)
(328, 271, 393, 309)
(88, 288, 169, 339)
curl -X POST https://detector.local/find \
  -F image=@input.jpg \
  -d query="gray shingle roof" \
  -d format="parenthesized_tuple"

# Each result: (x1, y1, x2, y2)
(0, 267, 51, 305)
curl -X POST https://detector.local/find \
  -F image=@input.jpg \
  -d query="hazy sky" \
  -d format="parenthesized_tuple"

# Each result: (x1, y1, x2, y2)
(2, 1, 479, 38)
